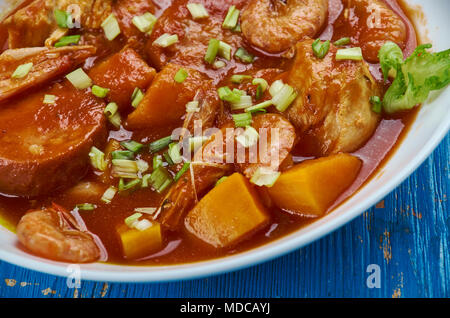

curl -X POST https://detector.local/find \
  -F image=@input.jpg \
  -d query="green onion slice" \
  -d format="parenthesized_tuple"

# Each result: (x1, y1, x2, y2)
(12, 63, 33, 79)
(334, 37, 351, 46)
(186, 100, 200, 113)
(125, 213, 142, 228)
(104, 102, 121, 128)
(121, 140, 144, 153)
(54, 35, 81, 47)
(112, 159, 139, 179)
(252, 78, 269, 91)
(230, 95, 253, 110)
(131, 87, 145, 108)
(66, 68, 92, 89)
(119, 178, 142, 192)
(236, 126, 259, 148)
(218, 41, 232, 61)
(336, 47, 363, 61)
(230, 74, 252, 84)
(232, 113, 252, 127)
(250, 167, 280, 187)
(222, 5, 240, 30)
(91, 85, 110, 98)
(153, 155, 163, 169)
(132, 12, 157, 33)
(168, 143, 183, 164)
(75, 203, 96, 211)
(89, 146, 107, 171)
(205, 38, 220, 64)
(312, 39, 330, 59)
(174, 162, 190, 181)
(149, 167, 173, 193)
(101, 14, 121, 41)
(187, 3, 209, 20)
(174, 68, 189, 83)
(217, 86, 241, 102)
(43, 94, 56, 104)
(111, 150, 135, 160)
(370, 96, 382, 114)
(213, 60, 226, 69)
(101, 186, 117, 204)
(54, 9, 72, 28)
(149, 136, 172, 153)
(245, 99, 273, 113)
(235, 47, 254, 63)
(153, 33, 179, 48)
(271, 83, 297, 112)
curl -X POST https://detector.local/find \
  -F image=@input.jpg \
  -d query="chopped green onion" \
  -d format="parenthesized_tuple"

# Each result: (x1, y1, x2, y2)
(121, 140, 144, 153)
(236, 126, 259, 148)
(104, 102, 121, 128)
(334, 37, 351, 46)
(112, 159, 139, 178)
(43, 94, 56, 104)
(131, 87, 145, 108)
(134, 219, 153, 231)
(245, 99, 273, 113)
(174, 162, 190, 181)
(213, 60, 227, 69)
(75, 203, 96, 211)
(11, 62, 33, 79)
(153, 155, 163, 169)
(232, 24, 241, 33)
(125, 213, 142, 228)
(186, 100, 200, 113)
(312, 39, 330, 59)
(269, 80, 284, 97)
(205, 38, 220, 64)
(250, 167, 280, 187)
(66, 68, 92, 89)
(149, 136, 172, 153)
(89, 146, 107, 171)
(54, 35, 81, 48)
(163, 151, 174, 166)
(272, 83, 297, 112)
(222, 5, 240, 30)
(230, 74, 252, 84)
(174, 68, 189, 83)
(232, 113, 252, 127)
(188, 136, 209, 152)
(149, 167, 173, 193)
(168, 143, 182, 164)
(112, 150, 135, 160)
(218, 41, 232, 61)
(235, 47, 254, 63)
(134, 207, 157, 215)
(132, 12, 157, 33)
(230, 95, 253, 110)
(91, 85, 109, 98)
(217, 86, 241, 102)
(215, 176, 228, 186)
(187, 3, 209, 20)
(370, 96, 382, 114)
(101, 186, 118, 204)
(119, 178, 141, 192)
(153, 33, 179, 48)
(54, 9, 71, 28)
(336, 47, 363, 61)
(141, 174, 151, 188)
(252, 78, 269, 91)
(101, 14, 121, 41)
(255, 84, 263, 100)
(137, 159, 149, 173)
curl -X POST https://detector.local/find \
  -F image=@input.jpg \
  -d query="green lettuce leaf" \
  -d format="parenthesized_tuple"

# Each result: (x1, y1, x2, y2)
(379, 43, 450, 114)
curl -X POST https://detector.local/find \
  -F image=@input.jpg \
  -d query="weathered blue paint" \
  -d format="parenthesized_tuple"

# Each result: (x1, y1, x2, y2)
(0, 136, 448, 298)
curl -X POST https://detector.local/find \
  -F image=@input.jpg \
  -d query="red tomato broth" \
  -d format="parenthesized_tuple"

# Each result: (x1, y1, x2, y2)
(0, 0, 424, 265)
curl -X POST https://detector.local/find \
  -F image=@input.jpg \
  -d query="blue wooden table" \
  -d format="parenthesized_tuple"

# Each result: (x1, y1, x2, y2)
(0, 135, 448, 298)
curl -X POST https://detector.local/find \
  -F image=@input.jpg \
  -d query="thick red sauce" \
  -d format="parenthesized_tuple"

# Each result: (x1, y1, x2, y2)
(0, 0, 421, 265)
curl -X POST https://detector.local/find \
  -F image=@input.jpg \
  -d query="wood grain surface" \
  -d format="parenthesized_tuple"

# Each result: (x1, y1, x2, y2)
(0, 135, 448, 298)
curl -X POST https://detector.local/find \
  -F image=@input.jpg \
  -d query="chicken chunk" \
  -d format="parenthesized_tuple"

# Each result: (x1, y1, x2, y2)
(285, 40, 380, 156)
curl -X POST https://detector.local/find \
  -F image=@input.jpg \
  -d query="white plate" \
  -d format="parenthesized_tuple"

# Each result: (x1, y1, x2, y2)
(0, 0, 449, 282)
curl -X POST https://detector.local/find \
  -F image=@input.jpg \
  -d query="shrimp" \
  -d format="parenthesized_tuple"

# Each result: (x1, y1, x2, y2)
(156, 113, 296, 231)
(241, 0, 328, 54)
(16, 206, 101, 263)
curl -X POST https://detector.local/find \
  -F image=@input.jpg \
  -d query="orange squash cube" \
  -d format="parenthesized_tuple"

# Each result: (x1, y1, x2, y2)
(117, 222, 162, 260)
(185, 173, 269, 248)
(267, 153, 362, 217)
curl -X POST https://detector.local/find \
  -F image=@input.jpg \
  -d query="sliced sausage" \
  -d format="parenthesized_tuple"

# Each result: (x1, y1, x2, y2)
(0, 81, 107, 197)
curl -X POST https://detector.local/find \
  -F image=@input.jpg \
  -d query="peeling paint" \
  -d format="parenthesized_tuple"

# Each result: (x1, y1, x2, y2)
(42, 287, 56, 296)
(382, 230, 392, 263)
(4, 279, 16, 287)
(101, 283, 109, 298)
(375, 200, 385, 209)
